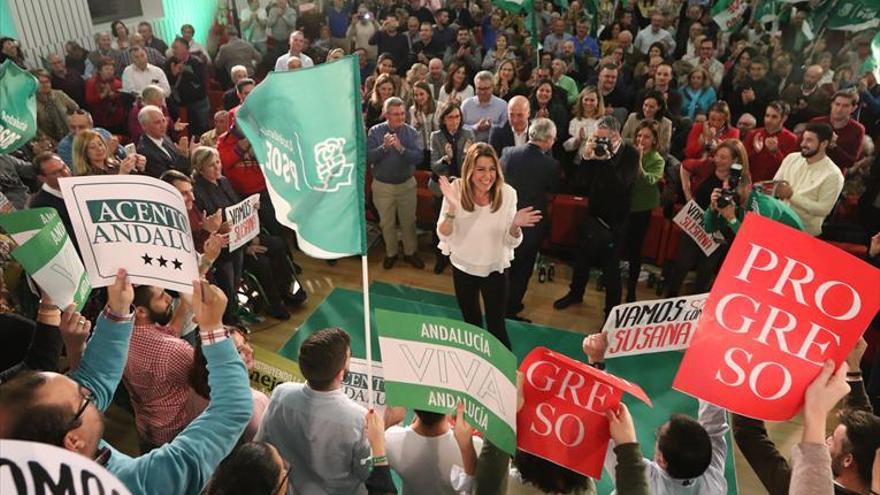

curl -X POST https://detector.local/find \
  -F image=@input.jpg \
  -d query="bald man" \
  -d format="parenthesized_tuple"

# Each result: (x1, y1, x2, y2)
(781, 64, 833, 128)
(489, 95, 531, 155)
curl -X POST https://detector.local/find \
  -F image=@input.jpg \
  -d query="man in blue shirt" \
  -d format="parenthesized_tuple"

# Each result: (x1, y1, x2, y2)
(56, 109, 126, 170)
(573, 20, 600, 59)
(367, 97, 425, 269)
(461, 71, 509, 143)
(0, 272, 252, 495)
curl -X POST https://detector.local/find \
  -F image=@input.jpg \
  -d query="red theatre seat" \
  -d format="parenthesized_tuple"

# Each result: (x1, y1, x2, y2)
(548, 194, 589, 250)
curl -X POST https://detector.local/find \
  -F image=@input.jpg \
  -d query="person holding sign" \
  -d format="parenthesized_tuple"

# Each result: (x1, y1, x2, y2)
(0, 271, 254, 495)
(437, 142, 542, 349)
(583, 332, 731, 494)
(732, 340, 880, 495)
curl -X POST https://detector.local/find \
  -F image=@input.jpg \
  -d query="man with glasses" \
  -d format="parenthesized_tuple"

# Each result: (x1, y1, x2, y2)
(0, 272, 254, 495)
(461, 71, 508, 143)
(29, 152, 78, 252)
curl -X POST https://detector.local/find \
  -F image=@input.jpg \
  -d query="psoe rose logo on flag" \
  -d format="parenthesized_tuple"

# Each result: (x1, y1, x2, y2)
(60, 175, 199, 293)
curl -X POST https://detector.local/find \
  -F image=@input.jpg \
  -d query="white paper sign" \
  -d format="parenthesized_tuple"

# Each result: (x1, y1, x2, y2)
(673, 200, 721, 256)
(0, 439, 132, 495)
(601, 293, 708, 358)
(59, 175, 198, 293)
(225, 193, 261, 251)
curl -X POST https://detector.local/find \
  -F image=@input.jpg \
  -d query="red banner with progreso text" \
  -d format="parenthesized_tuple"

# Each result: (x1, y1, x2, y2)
(518, 347, 651, 479)
(673, 214, 880, 421)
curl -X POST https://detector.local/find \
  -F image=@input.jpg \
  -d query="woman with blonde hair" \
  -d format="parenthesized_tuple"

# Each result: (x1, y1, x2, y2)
(72, 129, 144, 176)
(664, 138, 749, 298)
(493, 59, 526, 101)
(326, 48, 346, 62)
(436, 143, 542, 348)
(563, 86, 604, 164)
(681, 66, 717, 121)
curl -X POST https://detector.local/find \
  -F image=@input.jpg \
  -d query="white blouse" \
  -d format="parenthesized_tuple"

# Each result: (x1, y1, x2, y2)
(437, 84, 475, 105)
(437, 180, 522, 277)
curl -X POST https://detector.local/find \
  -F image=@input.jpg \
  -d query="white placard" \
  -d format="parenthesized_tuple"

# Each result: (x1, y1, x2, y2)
(59, 175, 198, 293)
(0, 439, 132, 495)
(225, 194, 261, 251)
(601, 293, 708, 358)
(673, 200, 721, 256)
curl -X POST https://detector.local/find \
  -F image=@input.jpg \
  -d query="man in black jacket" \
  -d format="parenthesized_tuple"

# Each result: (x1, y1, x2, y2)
(489, 96, 530, 156)
(501, 118, 559, 322)
(554, 116, 639, 319)
(136, 105, 191, 179)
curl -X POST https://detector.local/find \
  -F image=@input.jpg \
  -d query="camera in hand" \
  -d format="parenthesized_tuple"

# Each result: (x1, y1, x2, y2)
(594, 136, 612, 157)
(717, 163, 743, 209)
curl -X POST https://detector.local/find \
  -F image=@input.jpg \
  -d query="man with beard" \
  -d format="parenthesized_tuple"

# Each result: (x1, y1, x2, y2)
(772, 122, 844, 236)
(122, 285, 196, 450)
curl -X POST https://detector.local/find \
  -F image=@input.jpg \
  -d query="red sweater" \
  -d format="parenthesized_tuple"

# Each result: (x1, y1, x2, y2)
(744, 127, 799, 182)
(809, 116, 865, 171)
(85, 75, 124, 129)
(217, 130, 266, 195)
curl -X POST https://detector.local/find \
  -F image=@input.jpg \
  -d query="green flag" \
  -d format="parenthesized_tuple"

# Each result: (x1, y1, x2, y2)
(377, 309, 518, 455)
(584, 0, 599, 36)
(235, 56, 366, 259)
(0, 60, 37, 153)
(754, 0, 780, 23)
(0, 208, 91, 310)
(809, 0, 880, 32)
(492, 0, 532, 14)
(711, 0, 749, 32)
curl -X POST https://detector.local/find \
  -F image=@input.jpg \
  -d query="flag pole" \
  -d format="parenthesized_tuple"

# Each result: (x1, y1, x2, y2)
(361, 254, 374, 410)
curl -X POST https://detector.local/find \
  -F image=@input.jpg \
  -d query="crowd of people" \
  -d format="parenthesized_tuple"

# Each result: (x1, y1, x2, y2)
(1, 0, 880, 493)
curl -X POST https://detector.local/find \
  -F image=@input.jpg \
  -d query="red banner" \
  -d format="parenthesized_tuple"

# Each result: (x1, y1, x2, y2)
(517, 347, 651, 479)
(673, 214, 880, 420)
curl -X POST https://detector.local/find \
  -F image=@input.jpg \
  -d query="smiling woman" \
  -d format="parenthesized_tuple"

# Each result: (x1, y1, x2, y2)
(436, 142, 542, 350)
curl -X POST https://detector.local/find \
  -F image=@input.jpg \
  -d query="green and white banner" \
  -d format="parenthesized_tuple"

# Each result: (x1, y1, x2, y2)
(0, 208, 90, 310)
(376, 309, 518, 455)
(59, 175, 199, 294)
(804, 0, 880, 32)
(0, 60, 38, 153)
(493, 0, 533, 13)
(711, 0, 749, 32)
(235, 56, 366, 259)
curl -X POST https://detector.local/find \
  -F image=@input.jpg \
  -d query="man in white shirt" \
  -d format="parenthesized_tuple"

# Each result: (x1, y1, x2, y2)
(274, 31, 314, 71)
(386, 409, 484, 494)
(461, 71, 509, 143)
(122, 46, 171, 97)
(773, 122, 844, 236)
(240, 0, 269, 55)
(634, 12, 676, 55)
(256, 328, 371, 495)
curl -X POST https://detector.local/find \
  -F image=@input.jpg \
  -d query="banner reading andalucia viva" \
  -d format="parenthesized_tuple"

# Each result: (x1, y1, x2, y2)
(673, 214, 880, 421)
(235, 56, 366, 259)
(376, 309, 518, 454)
(59, 175, 199, 294)
(0, 208, 90, 310)
(0, 60, 37, 153)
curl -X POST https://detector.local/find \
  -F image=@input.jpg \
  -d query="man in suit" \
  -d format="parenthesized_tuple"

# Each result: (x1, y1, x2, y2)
(488, 95, 530, 156)
(501, 117, 559, 322)
(136, 105, 191, 178)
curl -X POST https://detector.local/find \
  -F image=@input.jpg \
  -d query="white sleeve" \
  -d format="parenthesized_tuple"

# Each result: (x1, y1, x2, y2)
(698, 399, 730, 479)
(503, 187, 523, 248)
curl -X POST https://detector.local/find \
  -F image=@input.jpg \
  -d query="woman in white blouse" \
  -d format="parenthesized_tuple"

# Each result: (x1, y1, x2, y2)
(437, 62, 475, 105)
(437, 143, 542, 349)
(563, 86, 604, 165)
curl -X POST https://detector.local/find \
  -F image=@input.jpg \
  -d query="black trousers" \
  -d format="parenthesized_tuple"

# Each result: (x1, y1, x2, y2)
(213, 248, 243, 324)
(243, 234, 293, 311)
(663, 235, 726, 297)
(624, 209, 652, 301)
(452, 266, 511, 350)
(507, 221, 546, 316)
(569, 217, 626, 317)
(258, 189, 284, 236)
